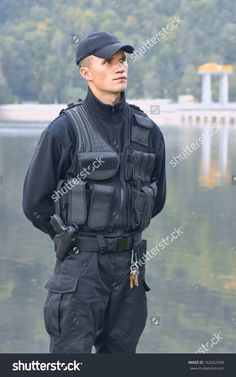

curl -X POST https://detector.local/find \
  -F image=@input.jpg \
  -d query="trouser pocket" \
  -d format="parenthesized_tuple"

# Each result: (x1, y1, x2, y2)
(43, 273, 79, 337)
(131, 183, 157, 230)
(87, 184, 114, 231)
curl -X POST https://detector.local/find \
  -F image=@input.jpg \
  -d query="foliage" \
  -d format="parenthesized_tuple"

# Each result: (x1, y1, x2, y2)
(0, 0, 235, 103)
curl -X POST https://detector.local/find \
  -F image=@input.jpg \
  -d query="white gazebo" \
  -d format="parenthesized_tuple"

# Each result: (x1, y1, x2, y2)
(198, 63, 233, 106)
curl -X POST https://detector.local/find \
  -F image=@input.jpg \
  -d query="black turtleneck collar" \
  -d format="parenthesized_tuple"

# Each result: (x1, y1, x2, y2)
(83, 86, 127, 119)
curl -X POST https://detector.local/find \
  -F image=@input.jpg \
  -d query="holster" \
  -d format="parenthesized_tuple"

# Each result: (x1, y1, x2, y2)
(54, 226, 78, 261)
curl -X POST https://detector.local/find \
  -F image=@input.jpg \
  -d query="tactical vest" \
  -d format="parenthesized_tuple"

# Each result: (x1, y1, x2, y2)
(55, 102, 158, 238)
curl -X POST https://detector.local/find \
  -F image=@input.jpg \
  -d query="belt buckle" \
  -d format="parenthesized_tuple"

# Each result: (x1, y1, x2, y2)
(117, 237, 129, 252)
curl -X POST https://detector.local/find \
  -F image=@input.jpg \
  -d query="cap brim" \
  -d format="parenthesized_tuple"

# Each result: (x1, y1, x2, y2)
(93, 42, 134, 59)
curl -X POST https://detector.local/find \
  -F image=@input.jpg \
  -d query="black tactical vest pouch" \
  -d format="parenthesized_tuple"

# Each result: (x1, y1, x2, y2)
(124, 149, 156, 185)
(55, 180, 88, 226)
(124, 112, 158, 231)
(87, 184, 114, 231)
(130, 183, 157, 230)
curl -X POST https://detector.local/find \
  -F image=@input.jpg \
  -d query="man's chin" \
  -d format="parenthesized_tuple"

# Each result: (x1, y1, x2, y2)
(111, 83, 127, 93)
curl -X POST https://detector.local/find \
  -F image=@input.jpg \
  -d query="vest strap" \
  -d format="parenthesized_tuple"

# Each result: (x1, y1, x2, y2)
(65, 104, 115, 153)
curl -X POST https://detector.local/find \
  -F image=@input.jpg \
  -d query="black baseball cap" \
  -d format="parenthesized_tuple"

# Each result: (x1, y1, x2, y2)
(76, 31, 134, 65)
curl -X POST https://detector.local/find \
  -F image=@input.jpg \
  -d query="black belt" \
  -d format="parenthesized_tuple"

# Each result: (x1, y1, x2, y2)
(73, 233, 142, 253)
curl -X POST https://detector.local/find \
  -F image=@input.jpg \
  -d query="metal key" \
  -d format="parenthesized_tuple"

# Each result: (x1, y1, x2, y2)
(129, 249, 140, 289)
(134, 269, 139, 287)
(129, 265, 139, 289)
(129, 271, 134, 289)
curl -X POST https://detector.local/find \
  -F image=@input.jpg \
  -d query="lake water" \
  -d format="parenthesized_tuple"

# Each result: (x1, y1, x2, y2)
(0, 122, 235, 353)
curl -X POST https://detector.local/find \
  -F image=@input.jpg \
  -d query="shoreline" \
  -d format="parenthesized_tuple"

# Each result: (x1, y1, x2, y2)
(0, 101, 236, 126)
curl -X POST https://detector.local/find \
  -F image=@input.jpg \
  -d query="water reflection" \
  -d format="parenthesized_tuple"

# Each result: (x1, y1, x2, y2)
(199, 124, 231, 188)
(0, 123, 235, 353)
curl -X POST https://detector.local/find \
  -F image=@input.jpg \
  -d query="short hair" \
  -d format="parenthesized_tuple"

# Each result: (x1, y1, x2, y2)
(79, 56, 92, 68)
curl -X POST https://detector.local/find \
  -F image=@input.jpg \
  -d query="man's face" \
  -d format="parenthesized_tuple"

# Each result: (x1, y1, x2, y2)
(80, 50, 128, 95)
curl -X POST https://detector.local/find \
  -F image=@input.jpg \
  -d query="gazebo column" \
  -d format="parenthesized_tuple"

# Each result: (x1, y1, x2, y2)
(201, 73, 212, 105)
(219, 73, 229, 105)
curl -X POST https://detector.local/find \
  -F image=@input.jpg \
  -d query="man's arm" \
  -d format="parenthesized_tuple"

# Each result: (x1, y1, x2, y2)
(22, 117, 73, 239)
(151, 126, 166, 218)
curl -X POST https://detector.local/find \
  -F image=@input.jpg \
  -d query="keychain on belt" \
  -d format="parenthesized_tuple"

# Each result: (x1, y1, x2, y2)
(129, 249, 139, 289)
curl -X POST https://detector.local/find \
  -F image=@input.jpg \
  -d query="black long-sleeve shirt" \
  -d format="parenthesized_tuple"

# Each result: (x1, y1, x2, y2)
(22, 87, 166, 239)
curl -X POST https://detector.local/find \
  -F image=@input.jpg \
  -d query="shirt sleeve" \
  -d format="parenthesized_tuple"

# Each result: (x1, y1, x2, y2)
(22, 126, 72, 240)
(151, 126, 167, 218)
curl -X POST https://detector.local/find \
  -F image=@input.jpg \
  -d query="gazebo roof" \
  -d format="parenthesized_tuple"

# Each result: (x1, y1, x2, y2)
(198, 62, 233, 74)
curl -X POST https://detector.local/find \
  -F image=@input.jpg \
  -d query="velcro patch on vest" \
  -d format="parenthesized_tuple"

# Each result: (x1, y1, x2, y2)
(132, 114, 153, 147)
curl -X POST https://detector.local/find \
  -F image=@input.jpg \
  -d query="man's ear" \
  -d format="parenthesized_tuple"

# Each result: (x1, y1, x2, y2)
(79, 67, 92, 82)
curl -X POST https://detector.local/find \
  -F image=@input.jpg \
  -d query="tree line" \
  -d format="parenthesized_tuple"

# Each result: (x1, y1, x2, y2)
(0, 0, 235, 103)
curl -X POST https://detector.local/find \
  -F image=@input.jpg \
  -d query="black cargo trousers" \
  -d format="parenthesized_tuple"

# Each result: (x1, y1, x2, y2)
(43, 239, 150, 353)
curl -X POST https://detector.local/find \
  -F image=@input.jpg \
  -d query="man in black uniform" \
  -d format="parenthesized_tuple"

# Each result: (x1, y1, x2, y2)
(22, 32, 166, 353)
